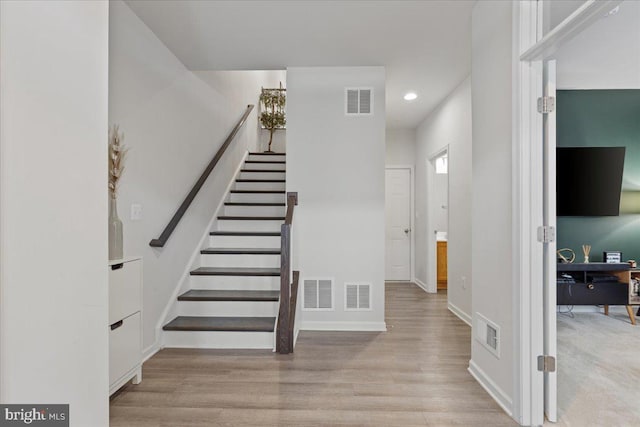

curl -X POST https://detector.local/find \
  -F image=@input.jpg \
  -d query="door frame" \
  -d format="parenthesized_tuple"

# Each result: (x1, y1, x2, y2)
(385, 166, 415, 283)
(426, 147, 449, 294)
(515, 1, 622, 425)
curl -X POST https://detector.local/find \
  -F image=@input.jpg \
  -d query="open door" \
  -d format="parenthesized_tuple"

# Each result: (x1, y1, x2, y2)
(542, 59, 558, 423)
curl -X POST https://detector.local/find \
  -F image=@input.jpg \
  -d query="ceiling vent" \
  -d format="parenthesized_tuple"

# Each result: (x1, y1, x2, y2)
(303, 278, 334, 311)
(345, 88, 373, 116)
(345, 282, 371, 311)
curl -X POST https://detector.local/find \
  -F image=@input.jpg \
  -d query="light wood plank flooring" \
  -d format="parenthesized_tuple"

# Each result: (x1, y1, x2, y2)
(110, 282, 516, 426)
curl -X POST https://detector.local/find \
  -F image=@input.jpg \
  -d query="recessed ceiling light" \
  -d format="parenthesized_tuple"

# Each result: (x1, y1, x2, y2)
(404, 92, 417, 101)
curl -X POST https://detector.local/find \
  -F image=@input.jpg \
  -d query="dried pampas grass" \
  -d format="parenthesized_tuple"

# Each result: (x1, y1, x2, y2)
(109, 125, 128, 198)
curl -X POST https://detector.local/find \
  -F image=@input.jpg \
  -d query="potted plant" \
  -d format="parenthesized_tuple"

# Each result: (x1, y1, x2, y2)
(259, 86, 286, 153)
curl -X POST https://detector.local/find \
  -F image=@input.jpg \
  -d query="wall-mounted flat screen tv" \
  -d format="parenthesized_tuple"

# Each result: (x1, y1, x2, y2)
(556, 147, 625, 216)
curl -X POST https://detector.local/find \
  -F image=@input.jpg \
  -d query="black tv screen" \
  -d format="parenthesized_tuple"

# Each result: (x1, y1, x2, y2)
(556, 147, 625, 216)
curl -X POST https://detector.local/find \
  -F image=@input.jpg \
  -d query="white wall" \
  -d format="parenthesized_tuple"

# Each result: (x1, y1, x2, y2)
(469, 0, 514, 415)
(287, 67, 386, 331)
(385, 128, 415, 166)
(0, 2, 109, 426)
(196, 71, 288, 153)
(109, 1, 285, 355)
(555, 0, 640, 90)
(414, 78, 472, 322)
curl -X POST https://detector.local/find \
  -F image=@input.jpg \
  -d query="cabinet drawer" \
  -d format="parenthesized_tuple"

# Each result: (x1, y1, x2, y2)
(557, 282, 628, 305)
(109, 259, 141, 324)
(109, 312, 141, 386)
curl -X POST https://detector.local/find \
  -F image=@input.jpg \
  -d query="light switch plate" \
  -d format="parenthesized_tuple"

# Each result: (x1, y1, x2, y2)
(131, 203, 142, 221)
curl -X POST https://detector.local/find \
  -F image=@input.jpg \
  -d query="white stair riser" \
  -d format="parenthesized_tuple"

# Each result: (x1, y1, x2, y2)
(190, 275, 280, 291)
(163, 331, 274, 349)
(176, 301, 279, 317)
(224, 205, 285, 216)
(200, 253, 280, 268)
(243, 162, 285, 170)
(208, 235, 281, 248)
(234, 181, 285, 191)
(217, 219, 282, 232)
(248, 154, 286, 162)
(239, 171, 285, 180)
(229, 193, 285, 203)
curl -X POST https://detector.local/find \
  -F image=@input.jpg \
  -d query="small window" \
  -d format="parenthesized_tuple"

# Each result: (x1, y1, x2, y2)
(345, 88, 374, 116)
(435, 155, 448, 174)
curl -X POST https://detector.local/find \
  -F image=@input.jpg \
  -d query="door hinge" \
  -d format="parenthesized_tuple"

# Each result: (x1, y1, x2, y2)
(537, 96, 556, 114)
(537, 226, 556, 243)
(537, 355, 556, 373)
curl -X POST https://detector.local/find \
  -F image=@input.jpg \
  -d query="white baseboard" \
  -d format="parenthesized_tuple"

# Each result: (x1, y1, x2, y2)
(468, 359, 513, 418)
(448, 301, 472, 326)
(413, 278, 433, 293)
(300, 321, 387, 332)
(142, 341, 161, 363)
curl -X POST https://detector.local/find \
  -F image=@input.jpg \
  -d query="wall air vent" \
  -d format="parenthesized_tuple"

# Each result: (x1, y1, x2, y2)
(345, 283, 372, 311)
(475, 313, 501, 358)
(345, 88, 374, 116)
(302, 278, 334, 311)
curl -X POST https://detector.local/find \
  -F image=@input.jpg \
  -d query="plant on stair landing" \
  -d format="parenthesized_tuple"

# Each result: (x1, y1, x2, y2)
(259, 86, 286, 153)
(108, 125, 128, 261)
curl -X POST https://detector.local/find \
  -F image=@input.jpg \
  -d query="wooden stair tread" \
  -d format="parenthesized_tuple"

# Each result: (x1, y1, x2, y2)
(245, 160, 285, 164)
(235, 179, 286, 183)
(240, 169, 285, 173)
(218, 216, 285, 220)
(230, 190, 285, 194)
(210, 231, 281, 236)
(178, 290, 279, 302)
(190, 267, 280, 276)
(201, 247, 280, 255)
(224, 202, 285, 206)
(163, 316, 275, 332)
(248, 152, 285, 156)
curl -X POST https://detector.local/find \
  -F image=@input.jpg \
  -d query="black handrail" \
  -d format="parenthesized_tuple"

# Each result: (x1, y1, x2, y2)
(276, 192, 298, 354)
(149, 105, 255, 248)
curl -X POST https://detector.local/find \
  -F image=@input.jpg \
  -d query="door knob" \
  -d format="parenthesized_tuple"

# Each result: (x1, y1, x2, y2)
(404, 228, 411, 234)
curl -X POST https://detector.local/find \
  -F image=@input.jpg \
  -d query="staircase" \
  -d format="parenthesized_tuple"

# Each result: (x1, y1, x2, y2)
(162, 152, 286, 349)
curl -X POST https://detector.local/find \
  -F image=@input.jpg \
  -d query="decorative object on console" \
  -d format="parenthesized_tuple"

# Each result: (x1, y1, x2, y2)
(108, 125, 128, 261)
(557, 248, 576, 264)
(582, 244, 591, 263)
(604, 251, 622, 264)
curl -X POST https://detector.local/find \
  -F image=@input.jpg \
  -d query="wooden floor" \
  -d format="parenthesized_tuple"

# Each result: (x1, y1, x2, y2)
(110, 283, 516, 426)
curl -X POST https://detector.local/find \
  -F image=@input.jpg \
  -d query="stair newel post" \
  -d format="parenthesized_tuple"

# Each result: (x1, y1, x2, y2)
(277, 192, 297, 354)
(277, 223, 291, 354)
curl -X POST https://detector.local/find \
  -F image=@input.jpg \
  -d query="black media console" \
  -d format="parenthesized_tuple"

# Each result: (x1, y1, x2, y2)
(556, 262, 636, 324)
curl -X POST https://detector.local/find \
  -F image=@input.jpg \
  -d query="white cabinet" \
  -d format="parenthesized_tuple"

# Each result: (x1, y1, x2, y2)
(109, 256, 142, 395)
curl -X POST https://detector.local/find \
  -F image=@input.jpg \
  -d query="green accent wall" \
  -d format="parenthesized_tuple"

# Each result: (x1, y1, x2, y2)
(557, 90, 640, 262)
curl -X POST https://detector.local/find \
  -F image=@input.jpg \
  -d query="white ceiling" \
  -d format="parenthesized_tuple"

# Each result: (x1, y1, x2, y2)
(125, 0, 474, 129)
(555, 0, 640, 89)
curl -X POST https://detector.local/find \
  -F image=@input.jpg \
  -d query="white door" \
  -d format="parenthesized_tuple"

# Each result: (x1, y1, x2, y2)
(385, 168, 411, 281)
(543, 59, 558, 423)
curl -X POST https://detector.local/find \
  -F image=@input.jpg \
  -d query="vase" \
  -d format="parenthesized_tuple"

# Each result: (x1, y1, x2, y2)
(109, 197, 124, 261)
